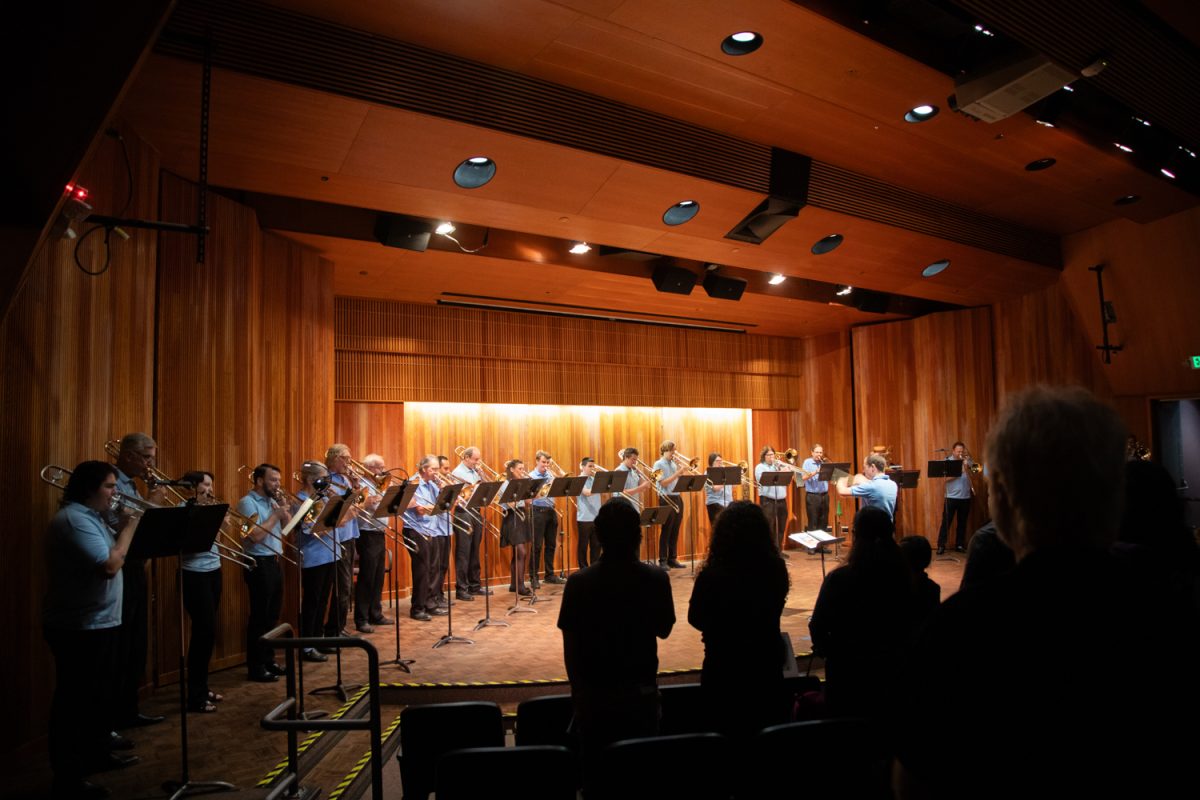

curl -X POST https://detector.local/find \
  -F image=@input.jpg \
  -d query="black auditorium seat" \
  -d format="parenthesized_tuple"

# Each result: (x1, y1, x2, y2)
(658, 682, 711, 735)
(436, 745, 576, 800)
(740, 717, 891, 799)
(515, 693, 575, 747)
(596, 732, 732, 799)
(396, 701, 504, 799)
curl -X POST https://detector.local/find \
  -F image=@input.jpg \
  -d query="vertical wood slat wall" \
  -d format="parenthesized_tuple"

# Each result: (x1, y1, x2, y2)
(154, 173, 335, 682)
(0, 131, 159, 755)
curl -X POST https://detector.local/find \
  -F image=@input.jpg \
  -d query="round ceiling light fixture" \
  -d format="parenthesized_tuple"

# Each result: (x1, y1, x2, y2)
(663, 200, 700, 226)
(811, 233, 844, 255)
(904, 104, 939, 123)
(453, 156, 496, 188)
(922, 259, 951, 278)
(1025, 158, 1057, 171)
(721, 31, 763, 56)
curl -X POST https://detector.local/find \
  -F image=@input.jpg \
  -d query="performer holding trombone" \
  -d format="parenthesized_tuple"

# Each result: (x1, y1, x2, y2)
(801, 445, 830, 532)
(653, 441, 688, 569)
(705, 453, 735, 524)
(239, 463, 292, 683)
(323, 445, 363, 638)
(936, 441, 975, 555)
(500, 459, 533, 596)
(755, 446, 792, 556)
(402, 455, 452, 620)
(44, 461, 144, 796)
(576, 457, 601, 567)
(179, 470, 224, 712)
(353, 453, 393, 633)
(452, 447, 491, 600)
(613, 447, 653, 508)
(296, 461, 339, 661)
(529, 451, 565, 587)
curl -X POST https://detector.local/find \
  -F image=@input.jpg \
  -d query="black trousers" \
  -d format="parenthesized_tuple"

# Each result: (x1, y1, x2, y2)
(243, 556, 282, 672)
(325, 537, 355, 635)
(182, 568, 222, 706)
(805, 492, 830, 532)
(45, 625, 119, 781)
(301, 563, 335, 639)
(355, 530, 386, 625)
(530, 507, 558, 580)
(706, 503, 723, 525)
(116, 558, 148, 722)
(576, 520, 600, 568)
(425, 535, 450, 611)
(408, 529, 432, 615)
(760, 497, 788, 552)
(658, 503, 682, 563)
(938, 497, 972, 548)
(454, 513, 483, 592)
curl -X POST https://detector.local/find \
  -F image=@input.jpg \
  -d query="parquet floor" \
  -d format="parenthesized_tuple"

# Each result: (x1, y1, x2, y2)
(4, 550, 966, 799)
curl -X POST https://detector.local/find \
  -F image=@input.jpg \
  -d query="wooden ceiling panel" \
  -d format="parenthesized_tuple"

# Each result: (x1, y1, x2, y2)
(339, 105, 622, 215)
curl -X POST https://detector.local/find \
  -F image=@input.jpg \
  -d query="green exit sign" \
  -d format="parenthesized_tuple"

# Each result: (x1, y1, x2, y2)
(1193, 355, 1200, 369)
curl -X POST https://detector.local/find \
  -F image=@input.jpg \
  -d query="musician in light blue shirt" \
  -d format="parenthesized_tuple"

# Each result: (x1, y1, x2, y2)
(838, 454, 898, 521)
(179, 470, 224, 711)
(576, 457, 602, 567)
(937, 441, 975, 554)
(323, 444, 361, 637)
(296, 461, 339, 661)
(704, 452, 734, 525)
(528, 450, 564, 586)
(801, 444, 831, 532)
(653, 441, 686, 569)
(755, 446, 791, 553)
(451, 447, 490, 599)
(614, 447, 652, 507)
(402, 455, 452, 619)
(237, 462, 290, 682)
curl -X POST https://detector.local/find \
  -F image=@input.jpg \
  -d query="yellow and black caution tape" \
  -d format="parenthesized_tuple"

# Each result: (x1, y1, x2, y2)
(255, 683, 373, 787)
(327, 713, 403, 800)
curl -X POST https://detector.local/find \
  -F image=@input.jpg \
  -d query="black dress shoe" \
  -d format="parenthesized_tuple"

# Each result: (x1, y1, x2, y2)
(410, 610, 432, 621)
(370, 616, 395, 626)
(936, 546, 946, 555)
(248, 670, 279, 683)
(355, 623, 376, 634)
(53, 778, 111, 799)
(109, 732, 135, 751)
(472, 587, 493, 596)
(302, 649, 329, 663)
(955, 545, 967, 553)
(266, 663, 287, 676)
(118, 712, 164, 728)
(545, 575, 566, 584)
(316, 646, 337, 654)
(517, 588, 533, 597)
(455, 591, 475, 601)
(667, 560, 685, 569)
(429, 607, 449, 616)
(89, 752, 140, 771)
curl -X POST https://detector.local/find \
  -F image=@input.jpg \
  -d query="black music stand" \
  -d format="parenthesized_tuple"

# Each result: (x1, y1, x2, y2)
(309, 494, 360, 702)
(131, 504, 237, 800)
(926, 460, 965, 561)
(672, 474, 707, 572)
(498, 478, 543, 614)
(461, 480, 506, 631)
(377, 482, 419, 671)
(547, 475, 587, 583)
(425, 483, 471, 649)
(891, 469, 920, 536)
(590, 470, 627, 494)
(788, 530, 846, 578)
(639, 506, 672, 567)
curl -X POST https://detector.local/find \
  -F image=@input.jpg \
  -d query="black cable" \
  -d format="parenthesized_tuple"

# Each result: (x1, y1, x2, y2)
(73, 225, 112, 276)
(105, 128, 134, 218)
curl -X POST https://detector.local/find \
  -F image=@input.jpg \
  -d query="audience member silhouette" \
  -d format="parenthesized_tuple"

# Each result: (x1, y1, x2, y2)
(688, 500, 790, 737)
(1116, 458, 1199, 614)
(899, 535, 940, 623)
(557, 499, 675, 780)
(958, 521, 1015, 593)
(809, 506, 915, 719)
(894, 386, 1199, 800)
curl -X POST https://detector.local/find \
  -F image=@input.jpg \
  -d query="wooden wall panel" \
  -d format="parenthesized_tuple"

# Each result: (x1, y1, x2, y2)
(154, 173, 335, 681)
(852, 308, 995, 541)
(335, 298, 805, 408)
(0, 130, 159, 754)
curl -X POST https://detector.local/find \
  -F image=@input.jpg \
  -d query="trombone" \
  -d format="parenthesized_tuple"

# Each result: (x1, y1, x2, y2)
(104, 440, 191, 507)
(636, 457, 682, 514)
(40, 464, 258, 569)
(429, 471, 476, 536)
(454, 446, 503, 482)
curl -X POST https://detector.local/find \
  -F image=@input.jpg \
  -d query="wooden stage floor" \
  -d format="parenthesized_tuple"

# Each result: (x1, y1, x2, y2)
(6, 550, 966, 799)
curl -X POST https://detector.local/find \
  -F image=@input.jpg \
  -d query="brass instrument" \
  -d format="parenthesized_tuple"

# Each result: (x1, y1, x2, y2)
(40, 464, 258, 569)
(454, 446, 503, 483)
(349, 457, 394, 492)
(429, 471, 474, 535)
(782, 448, 800, 465)
(635, 457, 680, 514)
(103, 439, 191, 507)
(670, 452, 701, 472)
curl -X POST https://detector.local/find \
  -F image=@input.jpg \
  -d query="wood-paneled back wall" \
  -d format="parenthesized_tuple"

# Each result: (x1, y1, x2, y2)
(1, 131, 160, 755)
(335, 298, 806, 408)
(153, 173, 335, 682)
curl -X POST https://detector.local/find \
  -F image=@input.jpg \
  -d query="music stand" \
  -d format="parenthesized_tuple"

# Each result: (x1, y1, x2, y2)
(131, 504, 237, 800)
(377, 483, 418, 671)
(891, 469, 920, 536)
(547, 475, 587, 583)
(461, 480, 507, 631)
(818, 463, 852, 556)
(926, 460, 966, 561)
(672, 474, 707, 572)
(309, 494, 359, 702)
(788, 530, 846, 578)
(590, 470, 627, 494)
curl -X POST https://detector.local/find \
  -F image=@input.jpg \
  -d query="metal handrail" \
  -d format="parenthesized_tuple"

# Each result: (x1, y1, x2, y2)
(259, 624, 383, 800)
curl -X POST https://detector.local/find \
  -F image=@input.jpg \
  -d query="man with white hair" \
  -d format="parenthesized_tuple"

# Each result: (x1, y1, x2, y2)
(353, 453, 390, 633)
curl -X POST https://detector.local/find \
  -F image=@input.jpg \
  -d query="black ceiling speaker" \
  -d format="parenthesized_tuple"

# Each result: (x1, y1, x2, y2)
(651, 263, 696, 295)
(725, 149, 812, 244)
(702, 273, 747, 301)
(374, 213, 433, 252)
(850, 289, 890, 314)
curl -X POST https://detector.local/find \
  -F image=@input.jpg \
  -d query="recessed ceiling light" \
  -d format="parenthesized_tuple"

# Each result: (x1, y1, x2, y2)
(1114, 194, 1141, 206)
(1025, 158, 1057, 171)
(1160, 168, 1177, 179)
(721, 31, 763, 56)
(835, 285, 854, 297)
(1062, 85, 1075, 92)
(811, 233, 844, 255)
(1133, 117, 1151, 127)
(768, 274, 786, 285)
(1113, 142, 1133, 153)
(973, 24, 995, 37)
(1180, 146, 1197, 159)
(904, 104, 939, 123)
(1035, 119, 1056, 128)
(663, 200, 701, 226)
(569, 242, 591, 255)
(922, 259, 951, 278)
(435, 222, 455, 236)
(453, 156, 496, 188)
